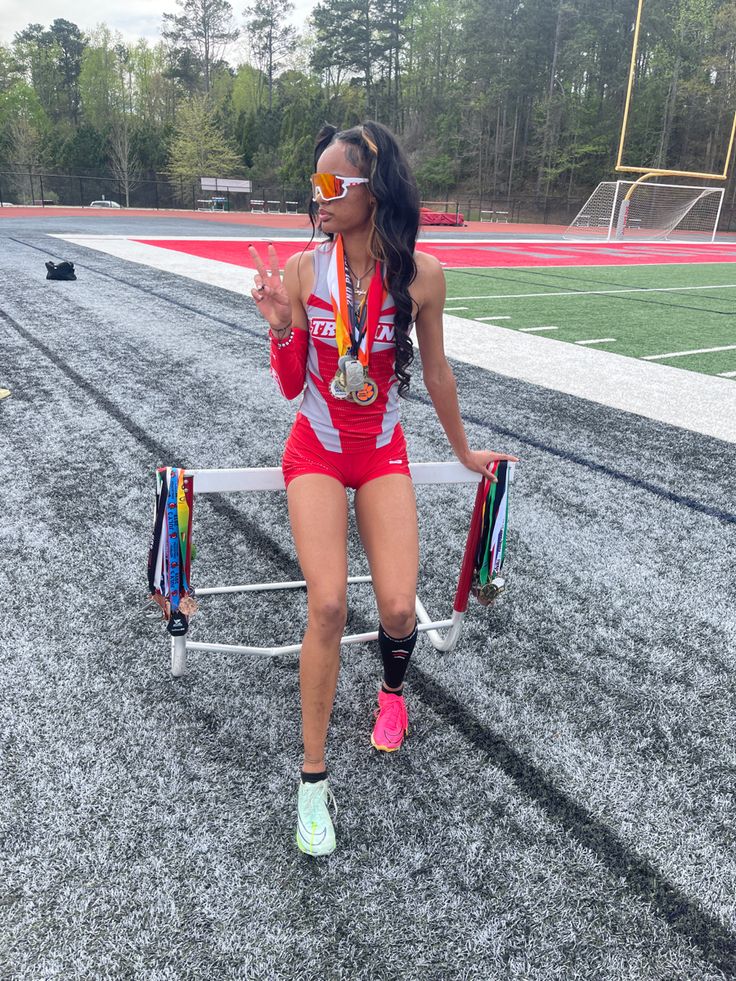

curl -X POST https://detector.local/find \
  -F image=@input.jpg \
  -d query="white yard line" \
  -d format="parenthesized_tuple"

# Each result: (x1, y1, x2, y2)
(51, 234, 259, 294)
(474, 315, 512, 321)
(575, 337, 616, 345)
(442, 313, 736, 443)
(444, 306, 469, 311)
(718, 370, 736, 378)
(446, 283, 736, 300)
(519, 326, 558, 332)
(642, 344, 736, 360)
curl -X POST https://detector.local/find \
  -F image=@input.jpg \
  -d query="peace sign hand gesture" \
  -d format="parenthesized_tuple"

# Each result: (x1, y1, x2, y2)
(249, 244, 291, 332)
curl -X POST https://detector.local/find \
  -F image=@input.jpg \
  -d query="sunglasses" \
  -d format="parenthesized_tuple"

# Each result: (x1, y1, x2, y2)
(311, 173, 370, 202)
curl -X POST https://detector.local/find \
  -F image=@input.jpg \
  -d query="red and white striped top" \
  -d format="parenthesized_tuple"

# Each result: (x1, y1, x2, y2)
(297, 241, 402, 453)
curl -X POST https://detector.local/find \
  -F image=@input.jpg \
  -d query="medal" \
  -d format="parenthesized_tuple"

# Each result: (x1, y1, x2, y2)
(339, 354, 365, 393)
(179, 592, 198, 616)
(330, 373, 349, 399)
(349, 374, 379, 405)
(327, 235, 386, 404)
(472, 572, 505, 606)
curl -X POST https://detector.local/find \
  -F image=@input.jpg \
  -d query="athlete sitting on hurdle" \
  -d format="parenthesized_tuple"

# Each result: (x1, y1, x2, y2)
(249, 120, 518, 857)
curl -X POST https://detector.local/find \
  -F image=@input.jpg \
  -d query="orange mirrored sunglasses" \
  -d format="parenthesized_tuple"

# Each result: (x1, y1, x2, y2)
(310, 173, 370, 202)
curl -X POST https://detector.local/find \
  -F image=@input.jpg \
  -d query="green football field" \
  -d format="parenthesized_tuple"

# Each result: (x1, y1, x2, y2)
(444, 262, 736, 378)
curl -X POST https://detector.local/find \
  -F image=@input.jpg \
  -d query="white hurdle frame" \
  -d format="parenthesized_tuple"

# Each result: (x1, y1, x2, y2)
(169, 461, 495, 677)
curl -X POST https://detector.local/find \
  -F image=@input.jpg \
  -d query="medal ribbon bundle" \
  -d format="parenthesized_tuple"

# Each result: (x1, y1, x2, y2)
(471, 460, 511, 605)
(146, 466, 197, 636)
(326, 234, 385, 405)
(449, 459, 514, 617)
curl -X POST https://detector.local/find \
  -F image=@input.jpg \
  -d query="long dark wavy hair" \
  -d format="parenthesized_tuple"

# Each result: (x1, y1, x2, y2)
(309, 121, 420, 397)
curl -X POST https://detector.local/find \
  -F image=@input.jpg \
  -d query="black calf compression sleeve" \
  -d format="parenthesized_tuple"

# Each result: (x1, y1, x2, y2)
(378, 622, 418, 690)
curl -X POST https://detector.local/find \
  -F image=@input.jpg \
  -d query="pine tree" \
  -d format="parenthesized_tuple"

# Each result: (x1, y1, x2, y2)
(166, 94, 243, 192)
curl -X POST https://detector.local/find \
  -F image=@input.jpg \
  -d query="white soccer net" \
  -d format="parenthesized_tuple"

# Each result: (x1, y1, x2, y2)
(565, 181, 725, 241)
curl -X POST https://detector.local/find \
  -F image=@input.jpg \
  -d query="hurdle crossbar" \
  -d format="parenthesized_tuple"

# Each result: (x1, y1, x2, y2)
(168, 461, 504, 676)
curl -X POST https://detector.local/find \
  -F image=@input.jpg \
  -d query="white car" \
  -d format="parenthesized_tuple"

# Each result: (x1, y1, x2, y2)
(89, 200, 121, 208)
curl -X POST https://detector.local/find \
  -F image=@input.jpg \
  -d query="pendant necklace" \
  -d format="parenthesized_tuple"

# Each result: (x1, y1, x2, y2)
(346, 258, 375, 300)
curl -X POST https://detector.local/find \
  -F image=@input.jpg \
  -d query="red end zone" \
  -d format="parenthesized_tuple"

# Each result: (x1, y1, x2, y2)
(133, 238, 736, 269)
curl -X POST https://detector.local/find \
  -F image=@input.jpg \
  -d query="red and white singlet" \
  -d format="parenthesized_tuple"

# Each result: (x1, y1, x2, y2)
(273, 240, 412, 489)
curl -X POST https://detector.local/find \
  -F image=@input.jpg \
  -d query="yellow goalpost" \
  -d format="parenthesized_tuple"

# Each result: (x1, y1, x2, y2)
(566, 0, 736, 241)
(616, 0, 736, 183)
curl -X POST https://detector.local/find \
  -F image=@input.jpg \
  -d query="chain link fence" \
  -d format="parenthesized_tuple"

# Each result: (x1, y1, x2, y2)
(0, 171, 309, 214)
(1, 170, 734, 232)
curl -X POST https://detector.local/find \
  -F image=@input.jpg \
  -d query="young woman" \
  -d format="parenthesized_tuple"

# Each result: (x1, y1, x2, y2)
(249, 121, 518, 857)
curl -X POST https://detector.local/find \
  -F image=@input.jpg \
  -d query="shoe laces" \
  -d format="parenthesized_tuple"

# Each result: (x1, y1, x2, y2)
(301, 780, 338, 822)
(375, 692, 407, 730)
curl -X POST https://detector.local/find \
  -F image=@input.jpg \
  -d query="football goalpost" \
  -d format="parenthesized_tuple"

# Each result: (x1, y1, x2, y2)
(566, 0, 736, 243)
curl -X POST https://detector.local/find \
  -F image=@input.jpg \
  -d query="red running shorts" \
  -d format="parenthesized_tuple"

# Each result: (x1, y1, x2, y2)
(282, 417, 411, 490)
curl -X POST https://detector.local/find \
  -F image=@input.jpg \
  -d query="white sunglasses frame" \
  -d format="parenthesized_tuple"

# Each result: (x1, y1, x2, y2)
(310, 174, 370, 202)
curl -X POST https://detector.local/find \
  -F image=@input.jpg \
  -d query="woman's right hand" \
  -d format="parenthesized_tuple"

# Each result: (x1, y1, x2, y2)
(249, 244, 291, 331)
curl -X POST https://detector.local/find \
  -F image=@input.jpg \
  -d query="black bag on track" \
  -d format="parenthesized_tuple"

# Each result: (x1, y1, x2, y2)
(45, 260, 76, 281)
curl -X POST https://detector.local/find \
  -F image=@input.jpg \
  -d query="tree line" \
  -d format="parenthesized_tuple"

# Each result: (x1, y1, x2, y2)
(1, 0, 735, 216)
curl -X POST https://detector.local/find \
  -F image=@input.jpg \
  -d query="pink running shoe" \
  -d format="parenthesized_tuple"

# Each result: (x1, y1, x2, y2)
(371, 689, 409, 752)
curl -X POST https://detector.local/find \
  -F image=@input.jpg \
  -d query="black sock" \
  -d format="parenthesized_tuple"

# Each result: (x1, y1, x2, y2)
(382, 682, 404, 696)
(301, 770, 328, 784)
(379, 621, 418, 690)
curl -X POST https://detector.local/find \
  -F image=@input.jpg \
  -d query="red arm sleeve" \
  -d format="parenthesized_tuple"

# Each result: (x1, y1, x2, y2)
(269, 327, 308, 400)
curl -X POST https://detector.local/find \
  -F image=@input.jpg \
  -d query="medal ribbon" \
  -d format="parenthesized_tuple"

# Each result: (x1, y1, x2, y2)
(478, 461, 510, 584)
(166, 468, 181, 612)
(148, 468, 169, 596)
(177, 471, 190, 594)
(327, 234, 385, 367)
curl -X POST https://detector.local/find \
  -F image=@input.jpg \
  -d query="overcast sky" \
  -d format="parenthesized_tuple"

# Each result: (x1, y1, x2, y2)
(2, 0, 317, 50)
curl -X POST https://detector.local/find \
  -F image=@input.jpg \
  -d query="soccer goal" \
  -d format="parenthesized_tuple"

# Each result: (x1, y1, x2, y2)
(565, 180, 725, 242)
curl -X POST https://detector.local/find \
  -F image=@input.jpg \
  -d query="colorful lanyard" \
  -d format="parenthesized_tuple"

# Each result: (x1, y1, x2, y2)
(476, 461, 510, 586)
(327, 234, 385, 365)
(166, 468, 181, 612)
(177, 471, 190, 594)
(148, 469, 169, 597)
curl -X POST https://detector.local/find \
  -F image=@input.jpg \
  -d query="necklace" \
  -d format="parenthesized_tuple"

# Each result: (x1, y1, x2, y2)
(346, 258, 375, 298)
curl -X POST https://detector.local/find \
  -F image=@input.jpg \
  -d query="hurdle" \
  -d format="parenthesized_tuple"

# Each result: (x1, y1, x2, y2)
(167, 461, 513, 677)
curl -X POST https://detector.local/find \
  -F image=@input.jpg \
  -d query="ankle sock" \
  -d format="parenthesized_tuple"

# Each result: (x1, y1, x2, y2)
(301, 770, 328, 784)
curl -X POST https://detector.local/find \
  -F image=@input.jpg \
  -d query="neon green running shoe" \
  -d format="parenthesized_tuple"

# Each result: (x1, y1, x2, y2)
(296, 778, 337, 856)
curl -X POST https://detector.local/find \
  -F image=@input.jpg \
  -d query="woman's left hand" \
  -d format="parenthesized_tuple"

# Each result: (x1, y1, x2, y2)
(459, 449, 520, 482)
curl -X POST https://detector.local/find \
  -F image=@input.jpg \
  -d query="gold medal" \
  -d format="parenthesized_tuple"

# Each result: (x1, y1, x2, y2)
(472, 573, 505, 606)
(349, 375, 379, 405)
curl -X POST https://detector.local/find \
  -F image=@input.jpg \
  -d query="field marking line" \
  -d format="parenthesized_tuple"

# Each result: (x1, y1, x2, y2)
(445, 284, 736, 300)
(474, 315, 512, 321)
(444, 306, 469, 311)
(442, 313, 736, 444)
(519, 326, 559, 332)
(643, 344, 736, 360)
(49, 235, 260, 294)
(718, 370, 736, 377)
(575, 338, 616, 345)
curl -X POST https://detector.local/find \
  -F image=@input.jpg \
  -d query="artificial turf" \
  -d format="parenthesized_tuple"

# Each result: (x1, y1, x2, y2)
(444, 262, 736, 376)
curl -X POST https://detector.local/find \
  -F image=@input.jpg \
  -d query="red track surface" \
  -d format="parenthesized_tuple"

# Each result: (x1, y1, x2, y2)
(133, 238, 736, 269)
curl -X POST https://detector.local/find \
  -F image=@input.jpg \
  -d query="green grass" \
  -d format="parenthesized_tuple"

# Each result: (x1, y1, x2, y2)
(444, 262, 736, 377)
